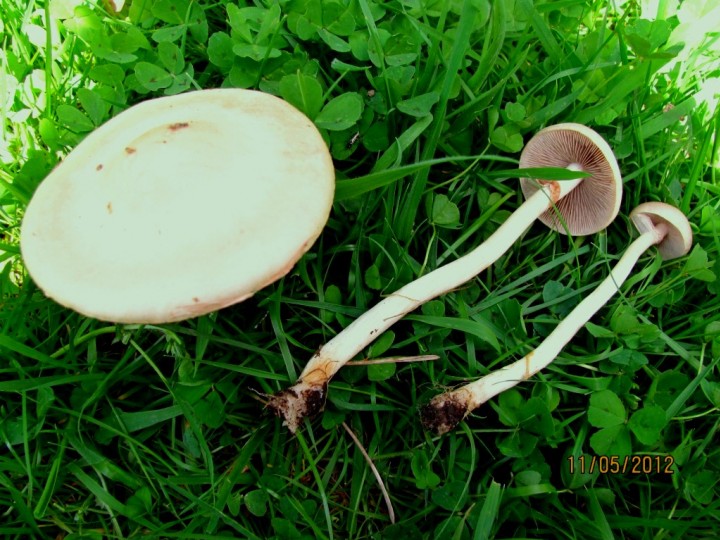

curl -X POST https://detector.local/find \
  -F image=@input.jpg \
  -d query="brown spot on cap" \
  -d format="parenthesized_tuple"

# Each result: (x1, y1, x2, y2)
(168, 122, 190, 131)
(106, 202, 112, 214)
(96, 164, 103, 171)
(519, 123, 622, 236)
(125, 147, 136, 154)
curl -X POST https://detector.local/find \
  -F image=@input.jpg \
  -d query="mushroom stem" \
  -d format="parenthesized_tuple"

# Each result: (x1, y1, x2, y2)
(267, 177, 583, 433)
(420, 224, 668, 436)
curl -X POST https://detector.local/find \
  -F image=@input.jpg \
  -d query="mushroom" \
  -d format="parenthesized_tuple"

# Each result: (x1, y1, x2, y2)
(20, 89, 334, 323)
(267, 123, 623, 433)
(518, 124, 623, 236)
(420, 202, 692, 435)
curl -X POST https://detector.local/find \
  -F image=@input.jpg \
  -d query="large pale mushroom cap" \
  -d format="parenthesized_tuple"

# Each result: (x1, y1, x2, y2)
(630, 202, 692, 260)
(519, 123, 622, 236)
(21, 89, 335, 323)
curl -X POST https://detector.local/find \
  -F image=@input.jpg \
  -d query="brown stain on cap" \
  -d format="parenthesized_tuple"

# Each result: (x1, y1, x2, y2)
(168, 122, 190, 131)
(540, 181, 562, 203)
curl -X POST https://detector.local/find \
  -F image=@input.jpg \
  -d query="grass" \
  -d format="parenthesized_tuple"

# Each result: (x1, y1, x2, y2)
(1, 0, 720, 538)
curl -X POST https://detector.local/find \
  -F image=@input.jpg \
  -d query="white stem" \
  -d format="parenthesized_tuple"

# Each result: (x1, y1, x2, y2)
(454, 225, 666, 410)
(298, 178, 583, 385)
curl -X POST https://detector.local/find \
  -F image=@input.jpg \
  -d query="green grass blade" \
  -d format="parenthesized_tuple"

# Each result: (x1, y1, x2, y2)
(516, 0, 565, 65)
(468, 1, 506, 92)
(395, 0, 479, 241)
(0, 471, 40, 535)
(337, 156, 476, 200)
(372, 115, 433, 172)
(295, 430, 333, 540)
(32, 433, 67, 519)
(473, 480, 503, 540)
(681, 105, 718, 213)
(665, 355, 720, 423)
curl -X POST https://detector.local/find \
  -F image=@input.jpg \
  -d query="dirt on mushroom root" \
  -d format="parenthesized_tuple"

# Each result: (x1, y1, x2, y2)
(419, 395, 469, 435)
(266, 383, 328, 433)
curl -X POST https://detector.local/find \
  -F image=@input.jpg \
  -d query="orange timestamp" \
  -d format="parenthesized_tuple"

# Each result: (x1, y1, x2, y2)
(567, 454, 675, 475)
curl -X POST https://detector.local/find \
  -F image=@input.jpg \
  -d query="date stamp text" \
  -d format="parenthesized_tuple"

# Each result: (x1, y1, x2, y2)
(567, 455, 675, 475)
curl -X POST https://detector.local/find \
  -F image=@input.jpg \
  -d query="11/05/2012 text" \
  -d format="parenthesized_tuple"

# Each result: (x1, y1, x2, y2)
(566, 454, 675, 475)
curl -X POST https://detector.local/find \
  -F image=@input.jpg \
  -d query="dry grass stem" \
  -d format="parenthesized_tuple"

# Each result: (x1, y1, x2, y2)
(345, 354, 440, 366)
(341, 422, 396, 524)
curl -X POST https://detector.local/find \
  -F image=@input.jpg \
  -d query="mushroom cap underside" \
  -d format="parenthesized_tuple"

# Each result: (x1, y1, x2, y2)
(21, 89, 335, 323)
(629, 202, 692, 260)
(519, 123, 622, 236)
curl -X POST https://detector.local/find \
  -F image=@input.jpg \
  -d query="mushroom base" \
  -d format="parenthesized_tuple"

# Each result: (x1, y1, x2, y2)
(419, 392, 473, 436)
(266, 381, 327, 434)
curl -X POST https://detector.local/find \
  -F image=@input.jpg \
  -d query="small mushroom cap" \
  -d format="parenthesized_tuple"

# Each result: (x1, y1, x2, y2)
(21, 89, 335, 323)
(629, 202, 692, 260)
(519, 123, 622, 236)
